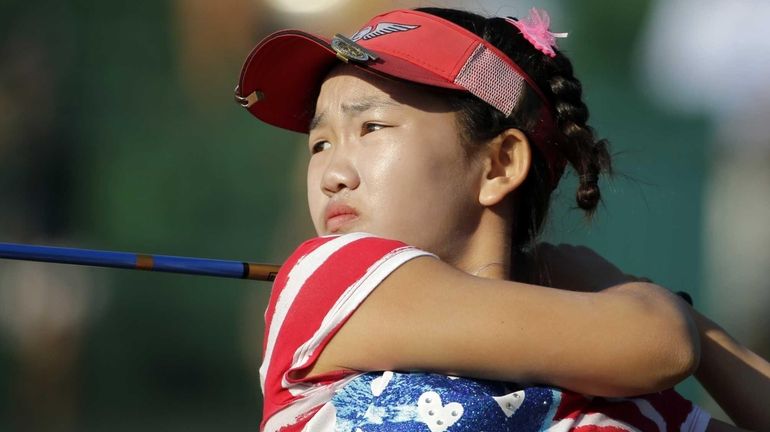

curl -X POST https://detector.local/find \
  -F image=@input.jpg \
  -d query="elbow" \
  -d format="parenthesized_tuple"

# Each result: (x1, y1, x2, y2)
(644, 287, 701, 390)
(619, 340, 698, 397)
(617, 314, 699, 397)
(657, 329, 700, 389)
(676, 323, 701, 378)
(609, 282, 701, 394)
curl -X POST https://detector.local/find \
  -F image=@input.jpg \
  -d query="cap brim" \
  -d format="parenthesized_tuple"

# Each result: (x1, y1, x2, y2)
(237, 29, 463, 134)
(237, 31, 336, 134)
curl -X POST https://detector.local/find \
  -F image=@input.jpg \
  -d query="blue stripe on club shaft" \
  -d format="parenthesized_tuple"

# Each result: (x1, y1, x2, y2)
(0, 242, 263, 280)
(150, 254, 246, 278)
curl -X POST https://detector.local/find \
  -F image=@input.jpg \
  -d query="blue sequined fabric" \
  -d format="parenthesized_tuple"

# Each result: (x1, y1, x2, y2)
(330, 371, 561, 432)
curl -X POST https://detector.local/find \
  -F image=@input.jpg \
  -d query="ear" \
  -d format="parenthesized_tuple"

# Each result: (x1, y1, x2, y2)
(478, 128, 531, 207)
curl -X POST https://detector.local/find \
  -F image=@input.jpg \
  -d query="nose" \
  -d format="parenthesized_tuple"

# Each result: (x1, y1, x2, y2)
(320, 145, 360, 196)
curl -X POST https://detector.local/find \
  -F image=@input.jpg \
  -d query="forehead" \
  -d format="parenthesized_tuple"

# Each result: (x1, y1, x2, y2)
(314, 65, 457, 118)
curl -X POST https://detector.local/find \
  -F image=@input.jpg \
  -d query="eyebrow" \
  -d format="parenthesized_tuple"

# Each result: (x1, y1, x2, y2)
(308, 97, 399, 132)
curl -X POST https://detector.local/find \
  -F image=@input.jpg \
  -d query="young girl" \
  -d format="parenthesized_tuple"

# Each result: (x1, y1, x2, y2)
(235, 7, 770, 432)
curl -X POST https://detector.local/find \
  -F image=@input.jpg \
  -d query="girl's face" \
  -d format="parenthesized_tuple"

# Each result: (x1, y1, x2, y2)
(307, 65, 487, 261)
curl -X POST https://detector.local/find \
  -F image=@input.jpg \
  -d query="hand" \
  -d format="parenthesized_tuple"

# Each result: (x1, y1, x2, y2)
(524, 243, 646, 292)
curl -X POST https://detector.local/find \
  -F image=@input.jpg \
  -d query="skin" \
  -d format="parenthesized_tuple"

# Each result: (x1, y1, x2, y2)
(692, 309, 770, 431)
(306, 66, 505, 272)
(527, 245, 768, 431)
(302, 64, 699, 398)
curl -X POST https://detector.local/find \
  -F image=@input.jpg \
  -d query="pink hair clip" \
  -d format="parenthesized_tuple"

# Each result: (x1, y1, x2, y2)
(505, 8, 568, 58)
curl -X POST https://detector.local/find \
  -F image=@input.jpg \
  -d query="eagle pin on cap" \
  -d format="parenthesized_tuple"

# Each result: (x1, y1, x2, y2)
(330, 34, 379, 63)
(234, 32, 381, 110)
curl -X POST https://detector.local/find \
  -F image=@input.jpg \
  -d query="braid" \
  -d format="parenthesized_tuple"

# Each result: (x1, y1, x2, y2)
(480, 14, 613, 214)
(545, 56, 612, 212)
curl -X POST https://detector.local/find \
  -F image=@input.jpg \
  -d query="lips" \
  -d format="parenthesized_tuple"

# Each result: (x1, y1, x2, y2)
(324, 202, 359, 233)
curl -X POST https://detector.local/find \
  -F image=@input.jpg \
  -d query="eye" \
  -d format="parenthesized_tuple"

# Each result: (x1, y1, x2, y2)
(362, 122, 387, 135)
(310, 140, 331, 154)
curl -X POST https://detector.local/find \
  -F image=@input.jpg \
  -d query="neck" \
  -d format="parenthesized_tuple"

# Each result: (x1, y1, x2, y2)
(470, 261, 507, 278)
(453, 206, 512, 280)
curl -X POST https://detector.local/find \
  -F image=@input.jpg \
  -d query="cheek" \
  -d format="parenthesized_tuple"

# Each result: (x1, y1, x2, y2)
(360, 136, 481, 238)
(306, 160, 325, 232)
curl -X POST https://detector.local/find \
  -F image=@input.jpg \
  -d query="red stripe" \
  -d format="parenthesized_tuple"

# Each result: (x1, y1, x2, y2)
(638, 389, 693, 432)
(262, 235, 409, 428)
(563, 388, 698, 431)
(260, 235, 338, 430)
(263, 236, 336, 353)
(275, 237, 406, 384)
(555, 390, 657, 431)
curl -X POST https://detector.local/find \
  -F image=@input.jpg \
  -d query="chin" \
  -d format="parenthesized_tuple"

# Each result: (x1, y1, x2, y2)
(324, 224, 363, 236)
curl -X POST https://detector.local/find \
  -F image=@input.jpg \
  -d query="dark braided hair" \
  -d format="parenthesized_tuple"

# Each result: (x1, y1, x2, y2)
(416, 7, 612, 280)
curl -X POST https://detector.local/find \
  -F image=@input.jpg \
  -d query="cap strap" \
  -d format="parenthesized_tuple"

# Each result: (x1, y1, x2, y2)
(454, 44, 526, 116)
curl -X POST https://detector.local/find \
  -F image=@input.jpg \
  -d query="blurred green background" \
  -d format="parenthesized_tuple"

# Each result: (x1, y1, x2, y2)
(1, 0, 767, 430)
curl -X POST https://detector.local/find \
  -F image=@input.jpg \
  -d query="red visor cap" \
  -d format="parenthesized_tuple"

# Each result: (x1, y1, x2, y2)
(237, 9, 518, 134)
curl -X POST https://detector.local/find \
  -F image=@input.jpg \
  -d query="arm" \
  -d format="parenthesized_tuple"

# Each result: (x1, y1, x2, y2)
(310, 255, 699, 397)
(692, 308, 770, 431)
(513, 243, 770, 429)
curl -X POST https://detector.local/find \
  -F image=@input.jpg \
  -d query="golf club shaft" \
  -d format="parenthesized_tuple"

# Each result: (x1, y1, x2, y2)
(0, 242, 280, 282)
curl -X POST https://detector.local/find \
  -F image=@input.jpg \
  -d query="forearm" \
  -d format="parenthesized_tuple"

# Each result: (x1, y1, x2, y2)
(524, 246, 702, 394)
(545, 282, 700, 396)
(693, 309, 770, 431)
